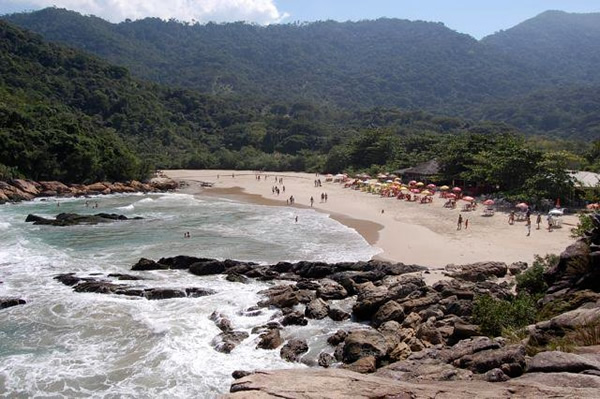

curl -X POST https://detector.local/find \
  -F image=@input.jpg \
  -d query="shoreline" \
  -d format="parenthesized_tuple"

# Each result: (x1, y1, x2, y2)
(169, 169, 578, 269)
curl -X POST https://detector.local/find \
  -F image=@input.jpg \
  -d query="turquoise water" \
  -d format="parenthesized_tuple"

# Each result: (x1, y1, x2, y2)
(0, 192, 378, 397)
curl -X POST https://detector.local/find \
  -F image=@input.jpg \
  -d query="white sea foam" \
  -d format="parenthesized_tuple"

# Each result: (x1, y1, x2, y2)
(0, 192, 378, 396)
(117, 204, 135, 211)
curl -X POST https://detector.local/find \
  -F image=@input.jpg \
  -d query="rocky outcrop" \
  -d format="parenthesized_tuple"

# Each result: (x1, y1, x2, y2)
(225, 368, 600, 398)
(280, 339, 308, 362)
(444, 261, 508, 281)
(0, 297, 26, 309)
(256, 328, 283, 350)
(54, 273, 214, 300)
(0, 178, 178, 204)
(527, 351, 600, 374)
(26, 213, 143, 226)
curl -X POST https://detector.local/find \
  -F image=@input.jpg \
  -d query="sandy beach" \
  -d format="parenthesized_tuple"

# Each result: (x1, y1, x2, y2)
(165, 169, 577, 270)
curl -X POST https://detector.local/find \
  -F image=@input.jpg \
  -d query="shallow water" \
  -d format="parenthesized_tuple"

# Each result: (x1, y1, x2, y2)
(0, 192, 378, 397)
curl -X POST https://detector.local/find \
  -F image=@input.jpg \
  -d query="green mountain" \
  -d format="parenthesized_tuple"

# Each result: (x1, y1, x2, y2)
(482, 10, 600, 84)
(2, 7, 570, 113)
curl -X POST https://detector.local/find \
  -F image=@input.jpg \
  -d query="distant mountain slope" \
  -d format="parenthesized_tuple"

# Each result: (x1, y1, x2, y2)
(3, 8, 563, 112)
(482, 10, 600, 84)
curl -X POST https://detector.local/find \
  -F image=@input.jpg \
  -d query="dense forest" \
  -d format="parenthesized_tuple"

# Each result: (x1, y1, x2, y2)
(2, 10, 600, 203)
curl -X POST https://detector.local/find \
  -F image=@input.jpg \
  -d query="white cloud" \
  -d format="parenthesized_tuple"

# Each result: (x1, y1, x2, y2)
(1, 0, 290, 24)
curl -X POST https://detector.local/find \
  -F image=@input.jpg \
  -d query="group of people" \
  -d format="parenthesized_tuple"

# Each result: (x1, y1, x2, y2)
(508, 209, 544, 236)
(457, 213, 469, 230)
(314, 179, 322, 187)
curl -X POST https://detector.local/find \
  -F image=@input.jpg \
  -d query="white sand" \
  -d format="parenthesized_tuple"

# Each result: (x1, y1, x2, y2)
(165, 169, 576, 271)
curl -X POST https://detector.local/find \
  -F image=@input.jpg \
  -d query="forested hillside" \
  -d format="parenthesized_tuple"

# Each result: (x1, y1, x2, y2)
(482, 10, 600, 84)
(1, 8, 569, 112)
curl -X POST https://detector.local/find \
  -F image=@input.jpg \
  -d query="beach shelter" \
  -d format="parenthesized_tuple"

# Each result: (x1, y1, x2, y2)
(440, 185, 450, 191)
(452, 187, 462, 193)
(483, 199, 495, 206)
(515, 202, 528, 209)
(462, 196, 475, 202)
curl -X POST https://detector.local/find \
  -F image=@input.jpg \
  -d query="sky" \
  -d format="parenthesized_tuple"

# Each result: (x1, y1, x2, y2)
(0, 0, 599, 38)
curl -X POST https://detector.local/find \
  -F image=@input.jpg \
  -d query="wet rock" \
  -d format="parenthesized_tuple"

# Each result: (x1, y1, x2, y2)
(305, 298, 330, 320)
(342, 329, 389, 364)
(189, 259, 227, 276)
(131, 258, 169, 271)
(232, 370, 252, 379)
(184, 287, 215, 297)
(0, 297, 26, 309)
(54, 273, 89, 286)
(317, 279, 348, 300)
(257, 328, 283, 350)
(73, 281, 121, 294)
(328, 308, 351, 321)
(210, 312, 233, 332)
(296, 279, 320, 290)
(327, 330, 348, 347)
(107, 273, 143, 280)
(226, 273, 249, 284)
(143, 288, 187, 300)
(445, 262, 508, 282)
(280, 339, 309, 362)
(157, 255, 212, 270)
(258, 285, 299, 309)
(281, 310, 308, 326)
(318, 352, 335, 368)
(25, 212, 142, 226)
(212, 330, 249, 354)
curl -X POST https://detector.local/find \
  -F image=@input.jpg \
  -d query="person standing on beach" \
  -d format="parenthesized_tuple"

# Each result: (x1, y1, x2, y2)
(536, 213, 542, 230)
(526, 218, 531, 236)
(465, 218, 469, 230)
(310, 196, 314, 207)
(457, 214, 463, 230)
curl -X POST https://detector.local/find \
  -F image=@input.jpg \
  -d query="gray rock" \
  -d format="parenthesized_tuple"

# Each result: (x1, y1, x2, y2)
(305, 298, 330, 320)
(528, 351, 600, 374)
(280, 339, 309, 362)
(342, 329, 389, 364)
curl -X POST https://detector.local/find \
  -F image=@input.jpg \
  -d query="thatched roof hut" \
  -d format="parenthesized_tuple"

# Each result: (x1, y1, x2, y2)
(394, 160, 440, 180)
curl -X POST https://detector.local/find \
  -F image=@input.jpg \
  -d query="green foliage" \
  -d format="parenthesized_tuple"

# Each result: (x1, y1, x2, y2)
(515, 255, 555, 298)
(572, 213, 595, 238)
(473, 294, 538, 337)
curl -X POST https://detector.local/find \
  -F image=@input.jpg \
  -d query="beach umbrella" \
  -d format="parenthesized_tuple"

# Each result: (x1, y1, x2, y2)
(440, 185, 450, 191)
(483, 199, 495, 206)
(421, 190, 433, 196)
(416, 182, 424, 187)
(548, 209, 564, 216)
(586, 203, 600, 210)
(410, 188, 421, 193)
(409, 180, 417, 186)
(386, 179, 394, 183)
(452, 187, 462, 192)
(446, 193, 457, 199)
(462, 196, 475, 202)
(427, 183, 436, 189)
(515, 202, 528, 209)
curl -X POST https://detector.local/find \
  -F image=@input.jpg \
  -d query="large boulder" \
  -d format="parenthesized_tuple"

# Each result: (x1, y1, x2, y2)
(212, 331, 249, 354)
(305, 298, 330, 320)
(454, 344, 527, 377)
(528, 351, 600, 374)
(316, 279, 348, 300)
(352, 282, 389, 320)
(372, 300, 405, 327)
(341, 355, 377, 374)
(256, 328, 283, 350)
(280, 339, 309, 362)
(258, 285, 300, 309)
(26, 213, 141, 226)
(131, 258, 169, 271)
(342, 329, 390, 364)
(9, 179, 40, 196)
(444, 262, 508, 282)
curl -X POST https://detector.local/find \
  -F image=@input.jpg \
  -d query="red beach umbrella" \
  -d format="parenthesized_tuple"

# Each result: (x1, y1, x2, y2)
(409, 180, 417, 186)
(427, 183, 436, 189)
(410, 188, 421, 193)
(483, 199, 495, 206)
(515, 202, 528, 209)
(446, 193, 457, 199)
(452, 187, 462, 192)
(462, 196, 475, 202)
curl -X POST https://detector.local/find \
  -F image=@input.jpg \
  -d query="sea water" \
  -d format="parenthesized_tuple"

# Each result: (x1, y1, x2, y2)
(0, 192, 379, 397)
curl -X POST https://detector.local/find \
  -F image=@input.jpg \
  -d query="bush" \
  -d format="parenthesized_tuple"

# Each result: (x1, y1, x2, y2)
(473, 294, 537, 337)
(515, 254, 556, 298)
(571, 213, 594, 238)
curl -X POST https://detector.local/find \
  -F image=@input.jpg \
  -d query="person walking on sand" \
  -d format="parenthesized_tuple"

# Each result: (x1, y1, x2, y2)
(457, 214, 463, 230)
(526, 217, 531, 236)
(536, 213, 542, 230)
(465, 218, 469, 230)
(509, 211, 515, 225)
(310, 196, 314, 207)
